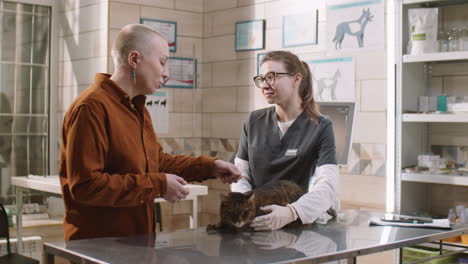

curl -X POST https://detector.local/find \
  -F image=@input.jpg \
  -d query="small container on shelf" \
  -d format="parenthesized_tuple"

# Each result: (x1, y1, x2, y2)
(459, 254, 468, 264)
(437, 95, 448, 112)
(419, 96, 437, 112)
(460, 28, 468, 51)
(462, 234, 468, 245)
(438, 30, 449, 52)
(448, 28, 460, 52)
(442, 236, 461, 243)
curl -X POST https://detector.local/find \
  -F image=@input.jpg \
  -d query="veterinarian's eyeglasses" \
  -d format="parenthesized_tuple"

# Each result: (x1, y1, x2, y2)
(253, 72, 294, 88)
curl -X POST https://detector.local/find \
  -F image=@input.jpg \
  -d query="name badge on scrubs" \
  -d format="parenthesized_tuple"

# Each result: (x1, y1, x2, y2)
(285, 149, 297, 157)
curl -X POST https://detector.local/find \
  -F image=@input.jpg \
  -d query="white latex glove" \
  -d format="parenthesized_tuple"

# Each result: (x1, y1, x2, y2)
(250, 204, 297, 231)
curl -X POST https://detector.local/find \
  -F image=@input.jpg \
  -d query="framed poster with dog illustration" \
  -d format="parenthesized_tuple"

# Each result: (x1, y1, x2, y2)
(306, 57, 355, 102)
(146, 91, 168, 133)
(326, 0, 384, 52)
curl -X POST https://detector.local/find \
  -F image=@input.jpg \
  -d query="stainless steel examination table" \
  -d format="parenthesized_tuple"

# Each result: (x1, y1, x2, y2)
(43, 211, 468, 264)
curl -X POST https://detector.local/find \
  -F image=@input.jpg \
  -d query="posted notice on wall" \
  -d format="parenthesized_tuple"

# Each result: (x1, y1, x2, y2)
(146, 91, 168, 133)
(163, 57, 196, 89)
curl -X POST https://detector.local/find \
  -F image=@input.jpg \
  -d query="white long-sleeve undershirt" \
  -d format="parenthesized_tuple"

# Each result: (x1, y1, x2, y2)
(231, 159, 339, 224)
(230, 119, 339, 224)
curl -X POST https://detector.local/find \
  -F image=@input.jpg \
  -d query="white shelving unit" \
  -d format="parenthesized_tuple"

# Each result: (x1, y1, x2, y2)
(403, 0, 468, 6)
(403, 51, 468, 63)
(402, 113, 468, 122)
(395, 0, 468, 216)
(401, 172, 468, 186)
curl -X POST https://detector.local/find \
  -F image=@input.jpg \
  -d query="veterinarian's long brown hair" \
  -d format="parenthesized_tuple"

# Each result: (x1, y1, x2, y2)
(261, 51, 320, 123)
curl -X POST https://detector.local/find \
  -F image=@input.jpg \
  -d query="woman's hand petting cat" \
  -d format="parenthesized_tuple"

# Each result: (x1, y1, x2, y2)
(250, 204, 298, 231)
(163, 173, 190, 203)
(213, 159, 242, 184)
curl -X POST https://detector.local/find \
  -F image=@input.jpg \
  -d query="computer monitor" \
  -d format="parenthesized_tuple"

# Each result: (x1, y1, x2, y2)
(318, 102, 355, 166)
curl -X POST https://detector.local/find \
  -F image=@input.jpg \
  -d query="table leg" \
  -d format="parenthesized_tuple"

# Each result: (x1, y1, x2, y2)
(347, 257, 357, 264)
(399, 248, 403, 264)
(43, 252, 55, 264)
(15, 187, 23, 253)
(190, 198, 198, 229)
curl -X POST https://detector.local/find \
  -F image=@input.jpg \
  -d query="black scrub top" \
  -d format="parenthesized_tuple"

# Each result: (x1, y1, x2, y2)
(236, 107, 337, 191)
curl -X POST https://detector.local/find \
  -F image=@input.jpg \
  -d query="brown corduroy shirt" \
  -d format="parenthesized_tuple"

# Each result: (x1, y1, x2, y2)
(59, 73, 216, 241)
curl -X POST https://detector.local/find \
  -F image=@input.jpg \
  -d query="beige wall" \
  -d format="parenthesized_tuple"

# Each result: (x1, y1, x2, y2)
(108, 0, 205, 140)
(55, 0, 109, 161)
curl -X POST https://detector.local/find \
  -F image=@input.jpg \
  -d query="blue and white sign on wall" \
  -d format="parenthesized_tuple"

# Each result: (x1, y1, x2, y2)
(282, 11, 318, 48)
(163, 57, 197, 89)
(141, 18, 177, 52)
(235, 20, 265, 51)
(257, 53, 266, 75)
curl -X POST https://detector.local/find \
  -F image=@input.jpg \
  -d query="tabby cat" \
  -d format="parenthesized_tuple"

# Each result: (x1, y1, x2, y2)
(206, 180, 305, 233)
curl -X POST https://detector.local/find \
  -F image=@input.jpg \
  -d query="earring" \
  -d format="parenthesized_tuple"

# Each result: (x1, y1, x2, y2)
(131, 68, 136, 82)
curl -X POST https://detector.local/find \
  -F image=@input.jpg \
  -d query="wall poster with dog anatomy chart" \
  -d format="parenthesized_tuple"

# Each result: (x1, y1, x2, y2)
(146, 91, 168, 133)
(326, 0, 384, 52)
(306, 57, 355, 102)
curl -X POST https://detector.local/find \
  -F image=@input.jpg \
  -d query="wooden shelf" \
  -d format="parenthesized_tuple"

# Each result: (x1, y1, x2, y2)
(402, 172, 468, 186)
(403, 51, 468, 63)
(402, 113, 468, 122)
(422, 241, 468, 252)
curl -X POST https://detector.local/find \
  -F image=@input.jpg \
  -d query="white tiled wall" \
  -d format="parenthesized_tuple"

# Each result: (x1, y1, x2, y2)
(360, 80, 387, 112)
(55, 0, 109, 167)
(141, 7, 203, 37)
(203, 35, 236, 62)
(106, 0, 205, 139)
(210, 113, 248, 139)
(204, 0, 237, 13)
(212, 60, 256, 87)
(175, 0, 203, 13)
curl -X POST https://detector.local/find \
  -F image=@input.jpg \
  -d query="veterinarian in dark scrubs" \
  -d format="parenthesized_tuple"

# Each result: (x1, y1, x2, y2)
(232, 51, 339, 231)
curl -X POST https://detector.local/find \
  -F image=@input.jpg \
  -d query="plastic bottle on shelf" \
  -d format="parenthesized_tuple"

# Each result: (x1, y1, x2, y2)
(448, 28, 460, 52)
(461, 28, 468, 51)
(438, 30, 449, 52)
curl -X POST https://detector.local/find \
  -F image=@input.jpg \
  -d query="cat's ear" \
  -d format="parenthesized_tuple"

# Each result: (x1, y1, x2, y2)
(220, 193, 230, 203)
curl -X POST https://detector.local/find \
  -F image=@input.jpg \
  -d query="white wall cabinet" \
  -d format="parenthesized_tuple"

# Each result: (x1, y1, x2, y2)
(396, 0, 468, 216)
